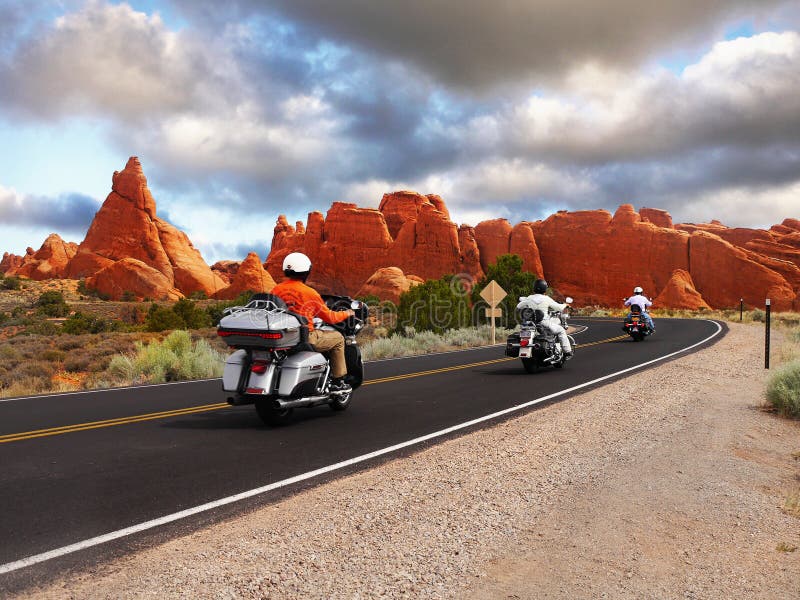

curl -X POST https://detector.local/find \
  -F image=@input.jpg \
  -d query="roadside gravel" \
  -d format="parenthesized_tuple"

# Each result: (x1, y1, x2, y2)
(19, 322, 800, 598)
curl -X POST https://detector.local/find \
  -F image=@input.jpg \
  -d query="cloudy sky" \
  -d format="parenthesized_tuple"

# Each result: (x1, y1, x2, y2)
(1, 0, 799, 262)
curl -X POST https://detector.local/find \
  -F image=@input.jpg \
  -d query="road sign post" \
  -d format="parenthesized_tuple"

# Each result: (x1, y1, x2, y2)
(765, 298, 771, 369)
(479, 280, 507, 345)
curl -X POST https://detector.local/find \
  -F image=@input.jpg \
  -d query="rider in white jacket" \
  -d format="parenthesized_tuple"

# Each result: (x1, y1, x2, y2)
(517, 279, 573, 357)
(624, 286, 655, 331)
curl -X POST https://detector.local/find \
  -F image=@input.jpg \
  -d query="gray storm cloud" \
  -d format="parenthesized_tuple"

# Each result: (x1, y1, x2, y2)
(218, 0, 789, 90)
(0, 188, 99, 234)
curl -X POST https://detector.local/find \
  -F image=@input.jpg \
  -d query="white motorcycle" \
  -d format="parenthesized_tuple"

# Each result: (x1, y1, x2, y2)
(218, 294, 366, 425)
(506, 297, 575, 374)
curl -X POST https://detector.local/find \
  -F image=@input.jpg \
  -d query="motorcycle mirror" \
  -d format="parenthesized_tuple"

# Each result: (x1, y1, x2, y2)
(351, 300, 362, 310)
(565, 297, 573, 304)
(519, 296, 526, 302)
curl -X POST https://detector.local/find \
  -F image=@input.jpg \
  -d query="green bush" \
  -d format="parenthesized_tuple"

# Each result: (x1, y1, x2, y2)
(106, 330, 225, 384)
(396, 275, 471, 334)
(0, 275, 21, 290)
(0, 311, 8, 325)
(36, 291, 70, 317)
(472, 254, 540, 328)
(766, 361, 800, 418)
(145, 298, 212, 332)
(120, 290, 137, 302)
(62, 312, 118, 335)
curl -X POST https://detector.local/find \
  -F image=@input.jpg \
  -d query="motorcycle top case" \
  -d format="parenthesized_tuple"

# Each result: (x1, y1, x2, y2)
(218, 308, 303, 349)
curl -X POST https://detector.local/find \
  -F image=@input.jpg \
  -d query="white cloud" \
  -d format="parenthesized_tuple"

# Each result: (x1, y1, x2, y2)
(455, 31, 800, 163)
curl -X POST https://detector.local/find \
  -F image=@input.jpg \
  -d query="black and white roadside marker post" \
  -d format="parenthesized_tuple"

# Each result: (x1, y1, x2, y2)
(765, 298, 771, 369)
(740, 298, 744, 322)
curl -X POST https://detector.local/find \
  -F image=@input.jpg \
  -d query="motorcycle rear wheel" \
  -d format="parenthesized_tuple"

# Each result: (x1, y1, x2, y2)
(255, 399, 293, 426)
(329, 392, 352, 411)
(522, 358, 538, 373)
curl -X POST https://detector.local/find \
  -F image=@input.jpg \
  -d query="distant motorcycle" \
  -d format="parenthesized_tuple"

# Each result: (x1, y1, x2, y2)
(506, 298, 575, 373)
(622, 304, 653, 342)
(218, 293, 367, 425)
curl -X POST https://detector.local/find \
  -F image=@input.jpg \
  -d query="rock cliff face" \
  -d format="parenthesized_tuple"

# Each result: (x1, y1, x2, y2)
(264, 193, 483, 296)
(66, 157, 227, 300)
(260, 198, 798, 310)
(212, 252, 275, 300)
(4, 234, 77, 280)
(0, 252, 23, 274)
(356, 267, 423, 304)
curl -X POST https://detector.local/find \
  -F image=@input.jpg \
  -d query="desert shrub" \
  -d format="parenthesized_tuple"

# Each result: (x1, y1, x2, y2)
(0, 345, 20, 360)
(36, 291, 70, 317)
(106, 330, 224, 385)
(145, 304, 185, 332)
(41, 349, 66, 362)
(0, 376, 52, 399)
(189, 290, 208, 300)
(57, 337, 84, 351)
(0, 311, 9, 325)
(120, 290, 137, 302)
(0, 275, 21, 290)
(64, 355, 92, 372)
(145, 299, 211, 332)
(751, 308, 765, 322)
(396, 275, 471, 334)
(766, 360, 800, 418)
(362, 324, 515, 360)
(62, 312, 118, 335)
(472, 254, 540, 328)
(24, 320, 60, 336)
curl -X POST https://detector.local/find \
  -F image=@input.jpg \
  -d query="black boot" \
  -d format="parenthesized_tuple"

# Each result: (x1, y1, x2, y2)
(329, 377, 352, 393)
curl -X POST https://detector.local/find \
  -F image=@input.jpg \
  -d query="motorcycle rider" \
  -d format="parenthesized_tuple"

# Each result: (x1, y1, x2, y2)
(271, 252, 355, 392)
(517, 278, 573, 358)
(624, 286, 655, 331)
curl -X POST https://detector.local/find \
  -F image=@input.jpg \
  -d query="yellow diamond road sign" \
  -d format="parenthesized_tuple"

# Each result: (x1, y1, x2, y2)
(480, 280, 507, 308)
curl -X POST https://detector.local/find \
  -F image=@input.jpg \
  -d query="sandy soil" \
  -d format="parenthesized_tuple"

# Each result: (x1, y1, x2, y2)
(15, 322, 800, 599)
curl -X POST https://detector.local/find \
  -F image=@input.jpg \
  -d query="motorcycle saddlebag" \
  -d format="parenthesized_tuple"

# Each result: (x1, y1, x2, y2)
(505, 333, 521, 357)
(218, 309, 303, 349)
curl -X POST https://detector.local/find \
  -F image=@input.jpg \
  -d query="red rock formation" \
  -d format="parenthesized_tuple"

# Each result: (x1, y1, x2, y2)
(688, 231, 795, 311)
(653, 269, 710, 310)
(264, 195, 480, 296)
(530, 205, 690, 306)
(509, 222, 544, 277)
(0, 252, 24, 275)
(67, 157, 226, 299)
(213, 252, 275, 300)
(7, 234, 77, 280)
(355, 267, 423, 304)
(474, 219, 512, 271)
(640, 208, 673, 229)
(87, 258, 183, 301)
(211, 260, 241, 284)
(378, 191, 432, 239)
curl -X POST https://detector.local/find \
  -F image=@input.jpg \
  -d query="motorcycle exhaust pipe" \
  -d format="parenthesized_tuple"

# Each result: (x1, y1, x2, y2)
(272, 395, 331, 410)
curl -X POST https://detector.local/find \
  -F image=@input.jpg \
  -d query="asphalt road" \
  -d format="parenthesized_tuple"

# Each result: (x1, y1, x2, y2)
(0, 317, 724, 591)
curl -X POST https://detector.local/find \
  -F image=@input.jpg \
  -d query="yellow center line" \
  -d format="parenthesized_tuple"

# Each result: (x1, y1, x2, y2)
(2, 334, 627, 444)
(0, 403, 228, 444)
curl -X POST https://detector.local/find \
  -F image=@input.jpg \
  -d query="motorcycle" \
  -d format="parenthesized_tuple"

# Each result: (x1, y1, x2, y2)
(622, 303, 653, 342)
(217, 293, 367, 425)
(506, 297, 575, 374)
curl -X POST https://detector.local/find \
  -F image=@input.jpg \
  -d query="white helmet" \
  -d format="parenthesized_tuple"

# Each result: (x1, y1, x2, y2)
(282, 252, 312, 278)
(633, 286, 643, 294)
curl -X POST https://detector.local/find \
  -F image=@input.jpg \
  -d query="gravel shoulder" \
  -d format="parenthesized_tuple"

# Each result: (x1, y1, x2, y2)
(17, 322, 800, 598)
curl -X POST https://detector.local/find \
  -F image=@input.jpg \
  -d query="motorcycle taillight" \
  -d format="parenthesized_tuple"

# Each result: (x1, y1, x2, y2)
(251, 360, 269, 374)
(520, 339, 529, 347)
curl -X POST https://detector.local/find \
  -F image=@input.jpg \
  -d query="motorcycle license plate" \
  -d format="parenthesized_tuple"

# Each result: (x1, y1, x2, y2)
(519, 347, 532, 358)
(632, 317, 640, 323)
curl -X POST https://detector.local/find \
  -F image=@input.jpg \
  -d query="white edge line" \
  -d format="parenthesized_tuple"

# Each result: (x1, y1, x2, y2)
(0, 320, 723, 576)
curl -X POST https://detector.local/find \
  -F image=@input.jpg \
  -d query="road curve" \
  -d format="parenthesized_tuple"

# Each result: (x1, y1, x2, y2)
(0, 317, 724, 591)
